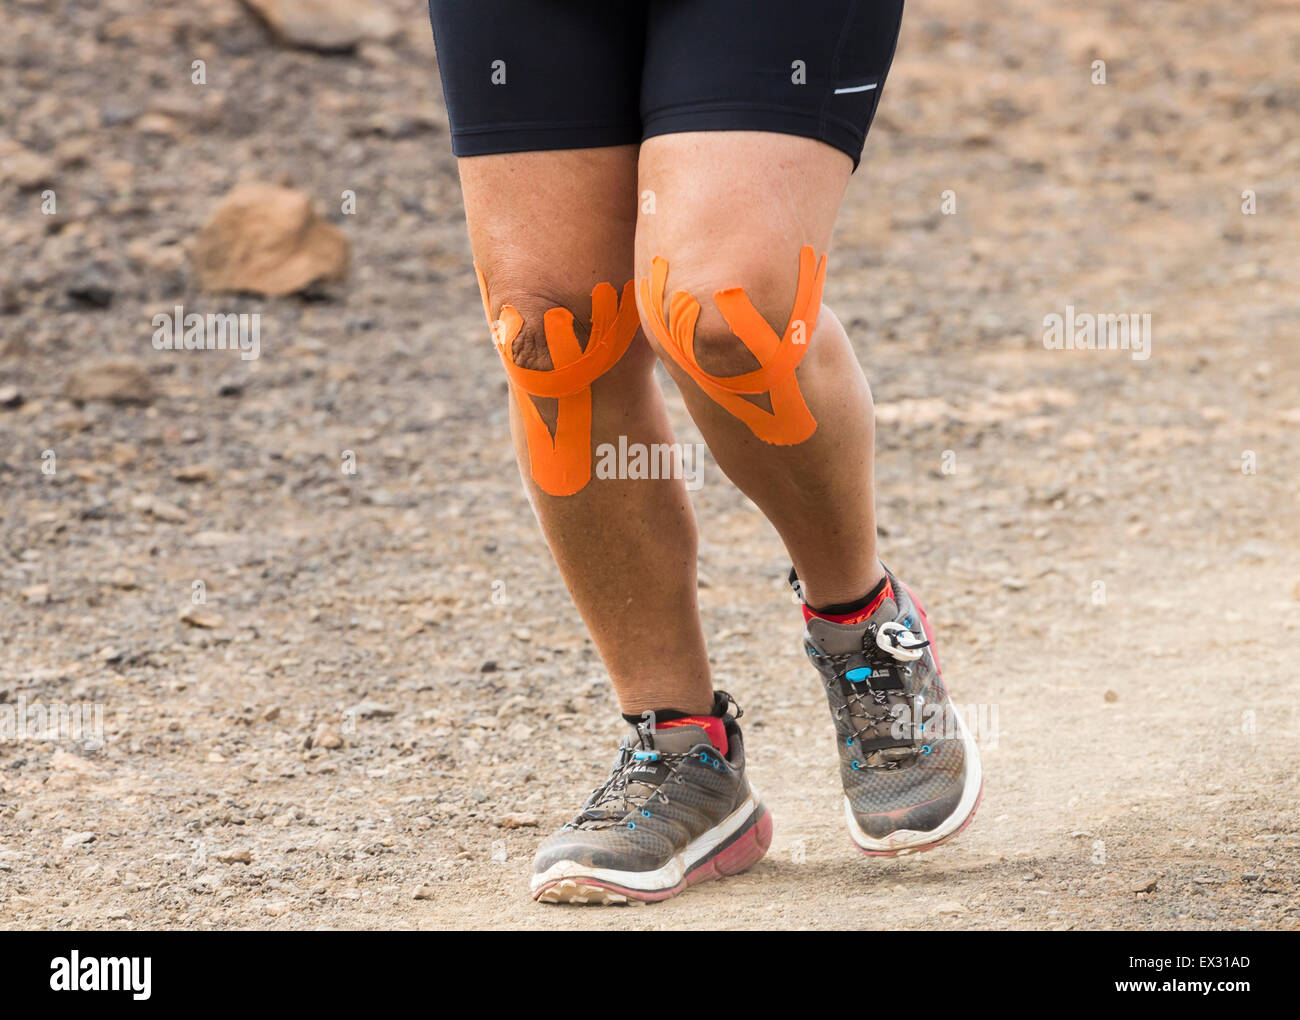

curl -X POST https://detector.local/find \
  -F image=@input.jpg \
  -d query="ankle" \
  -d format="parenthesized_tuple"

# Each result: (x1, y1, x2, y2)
(792, 560, 888, 616)
(801, 570, 892, 625)
(620, 703, 729, 755)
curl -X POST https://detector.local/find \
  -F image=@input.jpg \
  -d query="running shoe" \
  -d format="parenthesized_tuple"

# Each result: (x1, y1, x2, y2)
(531, 692, 772, 904)
(797, 568, 982, 855)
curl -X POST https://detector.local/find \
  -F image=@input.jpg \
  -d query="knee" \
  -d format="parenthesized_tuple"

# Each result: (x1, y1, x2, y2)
(476, 269, 655, 386)
(638, 251, 803, 378)
(478, 279, 593, 372)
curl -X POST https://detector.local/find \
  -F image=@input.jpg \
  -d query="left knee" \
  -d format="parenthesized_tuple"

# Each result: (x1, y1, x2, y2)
(638, 250, 804, 378)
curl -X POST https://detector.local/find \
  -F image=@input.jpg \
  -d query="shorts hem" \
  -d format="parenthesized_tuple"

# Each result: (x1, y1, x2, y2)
(450, 122, 642, 158)
(641, 105, 867, 169)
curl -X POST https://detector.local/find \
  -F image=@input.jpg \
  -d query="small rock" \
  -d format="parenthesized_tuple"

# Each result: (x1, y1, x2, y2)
(2, 145, 56, 190)
(1132, 877, 1159, 894)
(192, 182, 349, 296)
(62, 831, 96, 848)
(1103, 689, 1119, 703)
(412, 886, 437, 900)
(241, 0, 400, 53)
(179, 606, 224, 629)
(21, 584, 49, 605)
(193, 530, 240, 547)
(1236, 540, 1278, 562)
(63, 359, 153, 405)
(215, 848, 252, 864)
(131, 495, 188, 523)
(108, 567, 138, 590)
(66, 265, 116, 308)
(311, 723, 342, 750)
(1000, 577, 1027, 591)
(174, 464, 218, 483)
(134, 112, 182, 138)
(0, 385, 23, 409)
(348, 700, 396, 720)
(51, 750, 103, 776)
(500, 813, 539, 829)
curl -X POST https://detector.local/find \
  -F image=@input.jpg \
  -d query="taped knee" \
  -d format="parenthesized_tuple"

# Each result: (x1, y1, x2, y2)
(638, 245, 826, 446)
(474, 266, 639, 496)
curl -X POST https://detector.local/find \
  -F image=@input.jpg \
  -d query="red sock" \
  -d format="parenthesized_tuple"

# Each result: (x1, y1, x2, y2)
(658, 715, 728, 756)
(802, 576, 894, 626)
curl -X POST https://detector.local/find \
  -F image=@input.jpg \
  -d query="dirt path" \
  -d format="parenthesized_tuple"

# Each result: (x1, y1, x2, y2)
(1, 0, 1297, 929)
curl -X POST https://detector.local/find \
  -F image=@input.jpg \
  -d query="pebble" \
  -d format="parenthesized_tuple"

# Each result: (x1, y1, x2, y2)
(242, 0, 400, 53)
(108, 567, 138, 590)
(65, 264, 116, 308)
(348, 700, 396, 720)
(133, 495, 188, 523)
(179, 606, 224, 629)
(312, 724, 343, 750)
(64, 359, 154, 406)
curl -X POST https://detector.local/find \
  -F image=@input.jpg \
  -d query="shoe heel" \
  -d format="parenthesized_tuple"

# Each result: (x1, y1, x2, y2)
(711, 805, 773, 877)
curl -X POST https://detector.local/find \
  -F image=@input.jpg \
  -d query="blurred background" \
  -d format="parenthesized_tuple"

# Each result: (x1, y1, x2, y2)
(0, 0, 1296, 929)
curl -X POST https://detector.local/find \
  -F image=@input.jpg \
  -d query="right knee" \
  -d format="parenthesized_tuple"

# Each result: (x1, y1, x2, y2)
(479, 281, 593, 372)
(472, 265, 647, 496)
(474, 262, 653, 387)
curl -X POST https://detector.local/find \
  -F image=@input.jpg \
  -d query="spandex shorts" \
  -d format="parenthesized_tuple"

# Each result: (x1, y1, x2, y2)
(427, 0, 905, 169)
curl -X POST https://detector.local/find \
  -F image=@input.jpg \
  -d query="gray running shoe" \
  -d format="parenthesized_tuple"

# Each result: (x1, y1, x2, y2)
(531, 693, 772, 904)
(797, 569, 982, 855)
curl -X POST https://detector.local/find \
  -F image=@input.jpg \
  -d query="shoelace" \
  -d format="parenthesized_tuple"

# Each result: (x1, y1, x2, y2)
(566, 694, 742, 830)
(567, 744, 691, 830)
(814, 616, 931, 771)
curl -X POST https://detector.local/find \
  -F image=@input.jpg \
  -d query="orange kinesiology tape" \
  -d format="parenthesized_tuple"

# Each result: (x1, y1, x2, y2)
(639, 245, 826, 446)
(474, 266, 639, 496)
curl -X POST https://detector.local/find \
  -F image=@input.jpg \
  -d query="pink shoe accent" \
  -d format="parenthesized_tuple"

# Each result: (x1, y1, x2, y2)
(901, 581, 942, 677)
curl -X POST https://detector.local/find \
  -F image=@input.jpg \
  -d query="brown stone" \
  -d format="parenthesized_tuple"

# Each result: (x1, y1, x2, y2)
(192, 183, 348, 297)
(240, 0, 399, 54)
(63, 359, 154, 405)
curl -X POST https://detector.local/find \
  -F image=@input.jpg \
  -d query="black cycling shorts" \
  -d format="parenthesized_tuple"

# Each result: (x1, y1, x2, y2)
(427, 0, 904, 169)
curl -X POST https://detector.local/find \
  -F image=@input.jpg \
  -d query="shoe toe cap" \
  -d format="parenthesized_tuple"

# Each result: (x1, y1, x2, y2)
(847, 739, 969, 837)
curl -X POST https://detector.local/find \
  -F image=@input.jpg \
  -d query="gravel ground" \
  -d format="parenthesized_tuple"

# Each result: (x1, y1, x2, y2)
(1, 0, 1297, 929)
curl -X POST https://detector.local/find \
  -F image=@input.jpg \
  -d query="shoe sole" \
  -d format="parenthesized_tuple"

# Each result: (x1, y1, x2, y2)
(531, 795, 773, 905)
(847, 776, 982, 857)
(846, 582, 982, 856)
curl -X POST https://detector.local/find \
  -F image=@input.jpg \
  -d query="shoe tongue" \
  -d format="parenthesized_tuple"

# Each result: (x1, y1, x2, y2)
(646, 722, 712, 754)
(618, 721, 711, 791)
(805, 596, 899, 655)
(609, 722, 696, 804)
